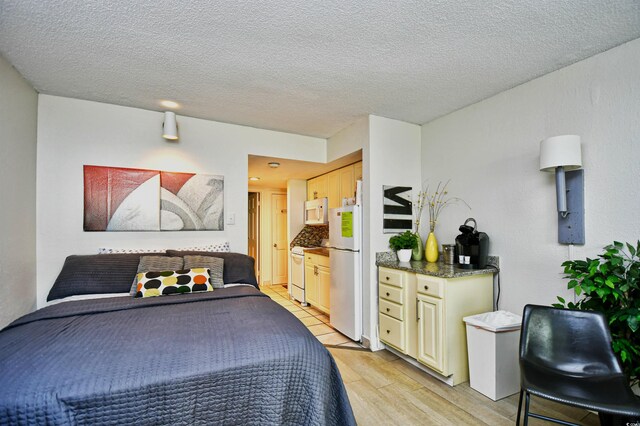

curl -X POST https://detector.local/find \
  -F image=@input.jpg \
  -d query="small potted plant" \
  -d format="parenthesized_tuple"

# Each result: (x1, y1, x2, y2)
(389, 231, 418, 262)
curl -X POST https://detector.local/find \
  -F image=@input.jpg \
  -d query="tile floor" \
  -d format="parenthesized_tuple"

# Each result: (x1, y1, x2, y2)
(260, 284, 364, 349)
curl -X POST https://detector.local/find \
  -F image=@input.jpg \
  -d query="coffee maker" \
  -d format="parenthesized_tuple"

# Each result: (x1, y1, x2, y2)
(455, 218, 489, 269)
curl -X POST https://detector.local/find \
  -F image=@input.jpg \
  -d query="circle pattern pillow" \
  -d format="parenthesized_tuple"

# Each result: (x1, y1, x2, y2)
(135, 268, 212, 298)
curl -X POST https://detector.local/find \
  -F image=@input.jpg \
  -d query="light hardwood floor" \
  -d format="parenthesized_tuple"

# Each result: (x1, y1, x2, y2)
(262, 284, 598, 425)
(328, 345, 599, 426)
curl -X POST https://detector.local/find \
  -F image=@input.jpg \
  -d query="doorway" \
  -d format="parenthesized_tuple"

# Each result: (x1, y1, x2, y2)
(271, 193, 288, 285)
(248, 192, 260, 280)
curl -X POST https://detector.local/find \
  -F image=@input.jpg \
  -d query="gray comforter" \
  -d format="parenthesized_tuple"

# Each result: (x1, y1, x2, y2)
(0, 286, 355, 425)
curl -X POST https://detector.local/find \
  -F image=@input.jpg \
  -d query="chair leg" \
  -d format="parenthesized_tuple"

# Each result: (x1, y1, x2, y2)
(516, 389, 524, 425)
(523, 392, 531, 426)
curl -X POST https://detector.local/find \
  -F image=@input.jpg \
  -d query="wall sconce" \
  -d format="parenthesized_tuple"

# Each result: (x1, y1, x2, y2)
(162, 111, 179, 141)
(539, 134, 584, 244)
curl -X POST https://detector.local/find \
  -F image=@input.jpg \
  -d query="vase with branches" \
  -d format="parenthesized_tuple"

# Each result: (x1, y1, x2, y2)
(420, 180, 469, 262)
(411, 190, 428, 260)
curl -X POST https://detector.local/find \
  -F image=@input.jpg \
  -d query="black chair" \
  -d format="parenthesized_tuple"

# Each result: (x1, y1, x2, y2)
(517, 304, 640, 426)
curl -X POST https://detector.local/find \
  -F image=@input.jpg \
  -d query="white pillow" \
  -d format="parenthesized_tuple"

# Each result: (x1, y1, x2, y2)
(98, 242, 230, 254)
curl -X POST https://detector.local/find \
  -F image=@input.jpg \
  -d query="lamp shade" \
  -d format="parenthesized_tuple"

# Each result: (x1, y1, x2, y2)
(539, 135, 581, 171)
(162, 111, 178, 140)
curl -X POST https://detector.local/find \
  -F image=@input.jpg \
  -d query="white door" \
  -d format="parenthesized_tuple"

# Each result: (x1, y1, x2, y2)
(248, 192, 259, 278)
(271, 193, 288, 285)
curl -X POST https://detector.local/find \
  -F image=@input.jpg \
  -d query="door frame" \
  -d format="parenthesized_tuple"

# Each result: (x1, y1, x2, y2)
(248, 192, 261, 282)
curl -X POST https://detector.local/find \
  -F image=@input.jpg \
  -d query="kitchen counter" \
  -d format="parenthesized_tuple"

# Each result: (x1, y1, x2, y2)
(305, 247, 330, 257)
(376, 252, 498, 278)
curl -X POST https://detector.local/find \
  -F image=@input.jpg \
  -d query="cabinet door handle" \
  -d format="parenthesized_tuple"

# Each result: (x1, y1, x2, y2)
(386, 329, 390, 334)
(386, 276, 390, 281)
(273, 243, 277, 248)
(386, 292, 390, 297)
(423, 285, 429, 291)
(386, 308, 390, 312)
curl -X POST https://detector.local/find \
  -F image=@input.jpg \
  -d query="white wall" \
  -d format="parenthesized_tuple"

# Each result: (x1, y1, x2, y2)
(421, 38, 640, 315)
(37, 95, 325, 307)
(327, 117, 369, 163)
(0, 55, 38, 328)
(366, 116, 422, 348)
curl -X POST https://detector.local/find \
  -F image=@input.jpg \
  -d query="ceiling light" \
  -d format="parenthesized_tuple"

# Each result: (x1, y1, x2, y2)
(162, 111, 179, 141)
(249, 177, 260, 181)
(160, 100, 180, 109)
(268, 162, 281, 168)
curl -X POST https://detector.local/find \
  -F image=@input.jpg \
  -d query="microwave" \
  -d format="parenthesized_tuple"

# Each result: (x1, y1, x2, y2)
(305, 198, 328, 225)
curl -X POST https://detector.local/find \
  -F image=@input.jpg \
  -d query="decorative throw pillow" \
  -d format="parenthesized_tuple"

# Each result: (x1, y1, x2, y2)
(166, 251, 258, 288)
(130, 256, 184, 295)
(135, 268, 212, 298)
(183, 255, 224, 288)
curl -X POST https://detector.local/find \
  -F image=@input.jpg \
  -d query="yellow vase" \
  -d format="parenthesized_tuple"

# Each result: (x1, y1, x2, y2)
(425, 232, 439, 263)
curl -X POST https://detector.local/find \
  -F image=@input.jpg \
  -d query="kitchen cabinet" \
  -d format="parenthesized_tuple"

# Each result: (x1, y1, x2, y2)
(327, 170, 341, 209)
(307, 175, 328, 201)
(378, 267, 417, 357)
(340, 165, 355, 202)
(305, 252, 330, 314)
(309, 162, 359, 207)
(378, 265, 493, 385)
(354, 161, 363, 181)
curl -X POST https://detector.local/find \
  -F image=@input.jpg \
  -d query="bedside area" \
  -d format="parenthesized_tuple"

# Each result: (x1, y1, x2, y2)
(376, 253, 498, 386)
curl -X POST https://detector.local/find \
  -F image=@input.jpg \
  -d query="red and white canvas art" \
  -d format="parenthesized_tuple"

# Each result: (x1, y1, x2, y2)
(83, 165, 224, 231)
(160, 171, 224, 231)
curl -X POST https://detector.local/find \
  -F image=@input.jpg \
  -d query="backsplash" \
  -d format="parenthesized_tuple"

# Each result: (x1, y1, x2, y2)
(290, 225, 329, 248)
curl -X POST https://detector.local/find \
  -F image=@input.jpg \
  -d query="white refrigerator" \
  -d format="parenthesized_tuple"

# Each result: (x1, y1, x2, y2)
(328, 205, 362, 341)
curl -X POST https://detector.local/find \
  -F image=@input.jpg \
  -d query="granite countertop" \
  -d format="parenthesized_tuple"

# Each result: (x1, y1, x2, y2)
(376, 252, 498, 278)
(305, 248, 330, 257)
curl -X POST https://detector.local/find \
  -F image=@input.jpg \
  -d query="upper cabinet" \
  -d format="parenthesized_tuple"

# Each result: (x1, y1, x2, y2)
(308, 161, 362, 206)
(307, 174, 328, 201)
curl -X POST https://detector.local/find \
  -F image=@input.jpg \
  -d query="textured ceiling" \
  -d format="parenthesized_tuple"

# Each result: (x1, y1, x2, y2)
(1, 1, 639, 138)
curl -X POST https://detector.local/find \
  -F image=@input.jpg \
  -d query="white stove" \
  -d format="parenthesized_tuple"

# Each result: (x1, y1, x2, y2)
(289, 246, 319, 306)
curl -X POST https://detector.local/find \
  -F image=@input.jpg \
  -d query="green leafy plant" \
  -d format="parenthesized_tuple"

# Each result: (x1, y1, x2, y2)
(553, 241, 640, 384)
(389, 231, 418, 251)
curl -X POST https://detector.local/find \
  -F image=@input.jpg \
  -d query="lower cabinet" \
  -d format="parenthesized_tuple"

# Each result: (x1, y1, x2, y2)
(305, 253, 330, 314)
(417, 294, 444, 373)
(378, 266, 493, 385)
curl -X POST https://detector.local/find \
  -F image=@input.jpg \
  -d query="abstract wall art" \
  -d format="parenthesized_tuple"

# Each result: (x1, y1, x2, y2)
(382, 185, 413, 233)
(84, 165, 224, 231)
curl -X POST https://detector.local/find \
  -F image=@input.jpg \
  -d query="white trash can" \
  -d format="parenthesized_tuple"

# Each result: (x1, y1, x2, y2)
(463, 311, 522, 401)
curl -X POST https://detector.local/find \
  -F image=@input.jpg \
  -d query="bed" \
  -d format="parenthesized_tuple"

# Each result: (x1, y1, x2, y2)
(0, 251, 355, 425)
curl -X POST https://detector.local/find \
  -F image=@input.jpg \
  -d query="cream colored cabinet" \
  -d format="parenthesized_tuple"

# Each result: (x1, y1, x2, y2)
(327, 170, 341, 208)
(378, 267, 417, 357)
(305, 261, 317, 304)
(378, 266, 492, 386)
(317, 264, 331, 313)
(305, 253, 330, 314)
(415, 273, 492, 385)
(307, 162, 361, 205)
(339, 165, 355, 202)
(354, 161, 363, 181)
(417, 294, 444, 372)
(307, 175, 328, 201)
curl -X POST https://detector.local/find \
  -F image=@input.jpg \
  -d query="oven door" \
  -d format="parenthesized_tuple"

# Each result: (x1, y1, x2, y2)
(290, 253, 305, 303)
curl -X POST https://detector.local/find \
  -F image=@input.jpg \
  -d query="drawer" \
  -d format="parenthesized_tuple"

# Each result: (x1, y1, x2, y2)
(379, 313, 405, 351)
(379, 283, 403, 304)
(379, 298, 404, 321)
(316, 254, 330, 268)
(416, 275, 444, 298)
(379, 268, 404, 288)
